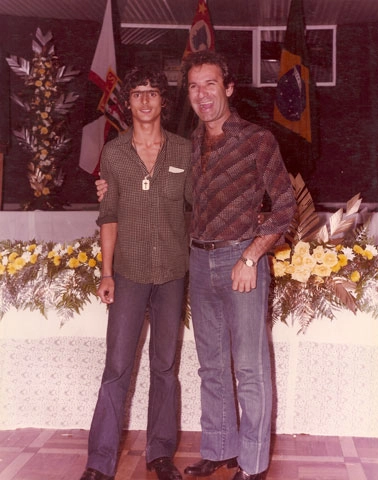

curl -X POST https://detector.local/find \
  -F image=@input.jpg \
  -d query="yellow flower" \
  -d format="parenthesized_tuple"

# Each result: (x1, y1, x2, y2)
(27, 244, 37, 252)
(293, 241, 310, 256)
(353, 244, 364, 256)
(48, 250, 56, 258)
(34, 191, 42, 198)
(40, 126, 48, 135)
(78, 252, 88, 263)
(88, 258, 97, 268)
(96, 252, 102, 262)
(40, 112, 49, 119)
(68, 258, 80, 269)
(312, 264, 332, 277)
(7, 263, 17, 275)
(291, 266, 312, 283)
(0, 264, 5, 275)
(337, 253, 348, 267)
(45, 91, 52, 98)
(312, 245, 325, 263)
(292, 251, 314, 267)
(45, 80, 52, 88)
(67, 246, 74, 255)
(322, 250, 339, 267)
(38, 68, 46, 75)
(53, 256, 61, 266)
(274, 243, 291, 261)
(350, 271, 361, 282)
(9, 252, 19, 261)
(35, 80, 43, 87)
(42, 187, 50, 196)
(30, 254, 38, 264)
(363, 249, 373, 260)
(271, 259, 286, 277)
(331, 262, 341, 273)
(14, 257, 26, 270)
(285, 264, 295, 275)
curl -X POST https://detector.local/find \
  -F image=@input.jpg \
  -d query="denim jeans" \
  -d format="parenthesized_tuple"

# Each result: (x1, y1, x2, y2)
(87, 274, 185, 476)
(189, 240, 272, 475)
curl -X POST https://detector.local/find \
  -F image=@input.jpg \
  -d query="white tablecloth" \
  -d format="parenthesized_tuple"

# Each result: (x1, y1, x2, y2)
(0, 211, 377, 436)
(0, 301, 377, 437)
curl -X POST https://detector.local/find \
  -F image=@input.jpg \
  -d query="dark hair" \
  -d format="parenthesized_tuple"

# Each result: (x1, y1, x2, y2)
(119, 65, 171, 125)
(181, 50, 235, 91)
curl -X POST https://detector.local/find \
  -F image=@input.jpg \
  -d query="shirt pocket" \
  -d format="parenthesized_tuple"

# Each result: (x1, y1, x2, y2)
(161, 167, 186, 201)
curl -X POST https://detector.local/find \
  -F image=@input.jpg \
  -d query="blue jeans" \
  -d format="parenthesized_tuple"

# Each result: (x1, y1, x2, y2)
(87, 274, 185, 475)
(189, 240, 272, 475)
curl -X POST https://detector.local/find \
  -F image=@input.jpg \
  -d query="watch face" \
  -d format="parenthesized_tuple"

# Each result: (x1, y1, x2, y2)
(246, 259, 254, 267)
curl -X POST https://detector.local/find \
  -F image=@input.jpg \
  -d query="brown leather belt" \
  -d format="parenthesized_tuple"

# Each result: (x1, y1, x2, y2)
(190, 239, 242, 250)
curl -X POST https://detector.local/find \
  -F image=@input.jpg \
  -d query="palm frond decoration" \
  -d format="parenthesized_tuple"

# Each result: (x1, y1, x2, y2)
(6, 28, 80, 210)
(269, 177, 378, 333)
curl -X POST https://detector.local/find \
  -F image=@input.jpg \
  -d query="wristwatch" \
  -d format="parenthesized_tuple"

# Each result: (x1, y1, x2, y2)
(240, 255, 256, 267)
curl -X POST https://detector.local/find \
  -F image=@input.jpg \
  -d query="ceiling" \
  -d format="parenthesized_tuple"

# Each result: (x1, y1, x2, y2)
(1, 0, 378, 44)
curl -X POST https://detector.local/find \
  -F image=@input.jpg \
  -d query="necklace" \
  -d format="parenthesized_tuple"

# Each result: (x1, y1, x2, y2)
(132, 133, 164, 191)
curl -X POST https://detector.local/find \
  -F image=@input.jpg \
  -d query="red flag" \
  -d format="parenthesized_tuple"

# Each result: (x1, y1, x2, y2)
(273, 0, 318, 178)
(79, 0, 126, 175)
(183, 0, 215, 58)
(176, 0, 215, 136)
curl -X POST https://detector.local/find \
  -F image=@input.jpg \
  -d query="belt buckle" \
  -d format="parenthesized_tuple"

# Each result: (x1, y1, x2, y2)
(205, 242, 215, 250)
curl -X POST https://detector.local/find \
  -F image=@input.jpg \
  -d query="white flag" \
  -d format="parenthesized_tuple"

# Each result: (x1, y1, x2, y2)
(79, 0, 119, 174)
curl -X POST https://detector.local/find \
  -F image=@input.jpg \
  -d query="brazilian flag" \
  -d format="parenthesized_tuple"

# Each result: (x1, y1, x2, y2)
(274, 0, 319, 180)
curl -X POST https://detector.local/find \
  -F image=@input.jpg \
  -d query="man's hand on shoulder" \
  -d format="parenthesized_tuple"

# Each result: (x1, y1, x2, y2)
(95, 177, 108, 202)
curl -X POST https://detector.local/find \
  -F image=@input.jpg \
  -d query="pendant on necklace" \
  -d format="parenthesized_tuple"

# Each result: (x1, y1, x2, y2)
(142, 176, 150, 191)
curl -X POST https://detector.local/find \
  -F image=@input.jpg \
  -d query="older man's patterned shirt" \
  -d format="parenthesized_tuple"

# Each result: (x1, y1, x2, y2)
(190, 110, 296, 242)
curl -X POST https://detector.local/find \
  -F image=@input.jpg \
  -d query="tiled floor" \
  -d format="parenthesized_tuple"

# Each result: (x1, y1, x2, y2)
(0, 429, 377, 480)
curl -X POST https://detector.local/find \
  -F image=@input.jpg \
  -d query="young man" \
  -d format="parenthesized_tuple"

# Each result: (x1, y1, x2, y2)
(182, 50, 296, 480)
(80, 65, 192, 480)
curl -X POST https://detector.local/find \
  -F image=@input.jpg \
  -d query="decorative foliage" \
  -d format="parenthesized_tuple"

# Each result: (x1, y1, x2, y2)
(0, 233, 102, 325)
(269, 174, 378, 333)
(6, 28, 80, 210)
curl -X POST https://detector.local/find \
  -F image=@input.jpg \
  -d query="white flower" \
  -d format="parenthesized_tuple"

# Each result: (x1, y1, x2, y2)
(91, 243, 101, 256)
(365, 244, 378, 257)
(22, 251, 32, 262)
(341, 246, 355, 260)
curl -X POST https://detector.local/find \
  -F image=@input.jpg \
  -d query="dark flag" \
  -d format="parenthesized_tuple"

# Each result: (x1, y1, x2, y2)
(183, 0, 215, 58)
(273, 0, 319, 180)
(176, 0, 215, 137)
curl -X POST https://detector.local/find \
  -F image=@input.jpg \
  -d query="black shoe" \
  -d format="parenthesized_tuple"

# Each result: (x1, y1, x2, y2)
(79, 468, 114, 480)
(147, 457, 182, 480)
(184, 458, 238, 477)
(231, 467, 266, 480)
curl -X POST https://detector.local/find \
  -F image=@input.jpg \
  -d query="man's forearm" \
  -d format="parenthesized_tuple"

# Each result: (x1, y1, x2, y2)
(100, 222, 117, 276)
(243, 233, 281, 264)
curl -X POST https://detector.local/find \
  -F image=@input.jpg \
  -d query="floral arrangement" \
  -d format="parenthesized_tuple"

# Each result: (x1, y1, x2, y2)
(6, 28, 80, 210)
(269, 174, 378, 333)
(0, 233, 102, 325)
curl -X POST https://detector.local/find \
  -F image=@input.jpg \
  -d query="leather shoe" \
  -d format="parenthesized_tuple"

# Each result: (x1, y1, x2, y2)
(147, 457, 182, 480)
(231, 467, 266, 480)
(79, 468, 114, 480)
(184, 458, 238, 476)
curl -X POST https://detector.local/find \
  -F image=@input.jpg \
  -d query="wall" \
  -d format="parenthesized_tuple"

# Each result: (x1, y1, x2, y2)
(1, 19, 378, 208)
